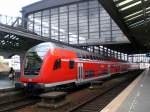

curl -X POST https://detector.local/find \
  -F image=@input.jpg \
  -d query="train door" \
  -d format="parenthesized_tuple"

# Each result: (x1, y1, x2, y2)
(108, 64, 111, 76)
(78, 63, 84, 83)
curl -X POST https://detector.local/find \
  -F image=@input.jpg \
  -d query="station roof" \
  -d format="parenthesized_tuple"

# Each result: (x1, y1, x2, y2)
(99, 0, 150, 54)
(22, 0, 83, 16)
(0, 23, 48, 52)
(22, 0, 150, 54)
(0, 23, 82, 53)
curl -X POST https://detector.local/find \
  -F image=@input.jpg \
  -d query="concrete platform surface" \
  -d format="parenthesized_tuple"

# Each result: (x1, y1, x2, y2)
(101, 69, 150, 112)
(0, 80, 15, 90)
(40, 92, 67, 98)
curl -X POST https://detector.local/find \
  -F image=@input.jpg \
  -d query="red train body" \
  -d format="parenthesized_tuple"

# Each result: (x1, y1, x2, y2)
(20, 42, 138, 88)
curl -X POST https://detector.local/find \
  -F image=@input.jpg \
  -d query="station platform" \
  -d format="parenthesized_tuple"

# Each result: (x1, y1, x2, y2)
(0, 71, 21, 91)
(101, 69, 150, 112)
(0, 80, 15, 90)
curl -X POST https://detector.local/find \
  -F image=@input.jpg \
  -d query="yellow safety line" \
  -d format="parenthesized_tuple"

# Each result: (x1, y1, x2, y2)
(100, 71, 145, 112)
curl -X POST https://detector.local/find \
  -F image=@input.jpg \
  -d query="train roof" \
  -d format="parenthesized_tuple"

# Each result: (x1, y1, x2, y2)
(40, 42, 105, 58)
(31, 42, 126, 62)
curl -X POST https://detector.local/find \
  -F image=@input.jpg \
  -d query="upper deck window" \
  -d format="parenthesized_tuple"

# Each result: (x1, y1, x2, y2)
(69, 60, 75, 69)
(53, 59, 61, 70)
(77, 53, 82, 58)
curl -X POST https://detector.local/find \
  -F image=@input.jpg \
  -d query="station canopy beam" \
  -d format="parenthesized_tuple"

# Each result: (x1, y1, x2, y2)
(0, 23, 74, 52)
(99, 0, 150, 54)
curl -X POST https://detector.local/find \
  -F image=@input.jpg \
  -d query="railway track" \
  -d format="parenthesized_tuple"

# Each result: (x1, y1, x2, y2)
(12, 70, 142, 112)
(0, 90, 39, 112)
(0, 97, 39, 112)
(68, 70, 142, 112)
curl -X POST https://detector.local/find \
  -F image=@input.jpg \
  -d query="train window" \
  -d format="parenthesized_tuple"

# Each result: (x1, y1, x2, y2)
(82, 55, 86, 59)
(84, 55, 87, 59)
(89, 55, 91, 59)
(94, 56, 96, 60)
(53, 59, 61, 70)
(77, 53, 82, 58)
(90, 55, 93, 60)
(96, 56, 99, 60)
(86, 55, 90, 59)
(93, 56, 96, 60)
(69, 60, 75, 69)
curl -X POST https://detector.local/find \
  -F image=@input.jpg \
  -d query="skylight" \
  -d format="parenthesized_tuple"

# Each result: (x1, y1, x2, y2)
(125, 14, 143, 22)
(119, 1, 141, 11)
(129, 20, 144, 28)
(117, 0, 133, 7)
(124, 10, 142, 19)
(146, 7, 150, 11)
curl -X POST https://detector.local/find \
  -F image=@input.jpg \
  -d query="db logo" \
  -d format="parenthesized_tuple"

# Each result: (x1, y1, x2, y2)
(29, 79, 32, 82)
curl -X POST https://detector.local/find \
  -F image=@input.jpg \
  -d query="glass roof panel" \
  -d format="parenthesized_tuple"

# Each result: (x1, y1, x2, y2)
(124, 10, 142, 19)
(146, 6, 150, 11)
(125, 14, 143, 22)
(116, 0, 133, 7)
(129, 20, 144, 28)
(119, 1, 141, 11)
(113, 0, 150, 29)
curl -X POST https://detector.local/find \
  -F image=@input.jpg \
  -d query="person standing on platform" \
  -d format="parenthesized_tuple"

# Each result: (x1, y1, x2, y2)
(8, 67, 15, 81)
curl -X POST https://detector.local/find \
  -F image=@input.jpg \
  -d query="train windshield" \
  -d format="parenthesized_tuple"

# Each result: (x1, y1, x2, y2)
(24, 43, 51, 76)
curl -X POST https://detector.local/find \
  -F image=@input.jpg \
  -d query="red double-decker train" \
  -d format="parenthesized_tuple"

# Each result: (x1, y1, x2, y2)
(19, 42, 139, 89)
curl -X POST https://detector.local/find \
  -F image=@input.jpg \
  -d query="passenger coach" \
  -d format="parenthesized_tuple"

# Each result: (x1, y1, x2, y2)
(20, 42, 136, 89)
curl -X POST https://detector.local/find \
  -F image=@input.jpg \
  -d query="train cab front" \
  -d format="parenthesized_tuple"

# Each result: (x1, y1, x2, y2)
(19, 43, 51, 90)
